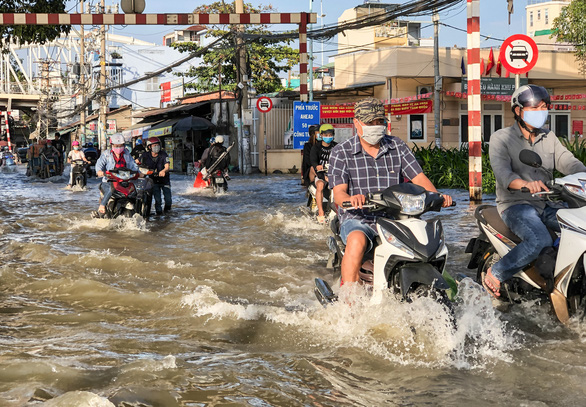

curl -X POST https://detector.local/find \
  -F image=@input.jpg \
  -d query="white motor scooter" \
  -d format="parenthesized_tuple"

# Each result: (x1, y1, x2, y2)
(466, 149, 586, 324)
(315, 183, 456, 307)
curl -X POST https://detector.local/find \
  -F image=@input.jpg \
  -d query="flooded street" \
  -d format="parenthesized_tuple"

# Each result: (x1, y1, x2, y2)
(1, 164, 586, 406)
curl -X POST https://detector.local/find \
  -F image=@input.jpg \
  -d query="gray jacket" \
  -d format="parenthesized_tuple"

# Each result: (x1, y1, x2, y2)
(489, 122, 586, 214)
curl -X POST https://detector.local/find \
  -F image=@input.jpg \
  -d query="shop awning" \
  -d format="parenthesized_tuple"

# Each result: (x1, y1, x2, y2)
(146, 117, 182, 138)
(145, 115, 214, 137)
(122, 120, 164, 140)
(174, 116, 214, 131)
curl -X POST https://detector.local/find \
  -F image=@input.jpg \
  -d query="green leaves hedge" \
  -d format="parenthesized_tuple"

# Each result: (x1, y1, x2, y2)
(412, 143, 495, 193)
(412, 137, 586, 193)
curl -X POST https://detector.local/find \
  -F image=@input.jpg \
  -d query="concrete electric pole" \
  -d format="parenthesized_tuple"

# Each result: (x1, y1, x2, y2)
(79, 0, 86, 144)
(235, 0, 250, 174)
(98, 0, 108, 150)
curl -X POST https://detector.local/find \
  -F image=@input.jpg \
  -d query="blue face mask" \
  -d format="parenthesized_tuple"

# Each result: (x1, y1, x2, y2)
(523, 109, 548, 129)
(316, 134, 322, 141)
(322, 136, 334, 144)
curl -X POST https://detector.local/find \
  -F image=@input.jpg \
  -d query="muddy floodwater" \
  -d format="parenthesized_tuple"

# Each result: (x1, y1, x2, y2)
(1, 164, 586, 406)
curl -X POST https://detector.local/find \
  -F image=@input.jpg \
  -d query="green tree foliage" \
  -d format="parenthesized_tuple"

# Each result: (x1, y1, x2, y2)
(0, 0, 71, 48)
(552, 0, 586, 73)
(172, 1, 299, 95)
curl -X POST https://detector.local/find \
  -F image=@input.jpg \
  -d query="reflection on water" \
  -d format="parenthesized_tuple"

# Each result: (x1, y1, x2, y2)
(1, 165, 586, 406)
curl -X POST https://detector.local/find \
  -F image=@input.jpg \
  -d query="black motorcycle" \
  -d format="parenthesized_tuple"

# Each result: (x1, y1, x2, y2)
(210, 169, 228, 193)
(70, 159, 88, 188)
(97, 168, 153, 220)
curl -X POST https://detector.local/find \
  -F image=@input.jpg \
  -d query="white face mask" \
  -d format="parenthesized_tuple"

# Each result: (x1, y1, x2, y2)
(360, 124, 386, 145)
(151, 144, 161, 153)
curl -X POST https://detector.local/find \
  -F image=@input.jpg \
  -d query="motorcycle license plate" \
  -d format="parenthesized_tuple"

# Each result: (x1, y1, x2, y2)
(216, 178, 224, 184)
(125, 202, 134, 210)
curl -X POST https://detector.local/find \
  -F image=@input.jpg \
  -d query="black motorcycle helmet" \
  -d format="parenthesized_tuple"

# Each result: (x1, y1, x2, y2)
(511, 84, 550, 134)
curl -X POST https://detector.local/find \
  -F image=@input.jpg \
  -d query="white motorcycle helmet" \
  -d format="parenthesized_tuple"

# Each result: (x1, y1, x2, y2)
(215, 135, 224, 144)
(110, 133, 125, 146)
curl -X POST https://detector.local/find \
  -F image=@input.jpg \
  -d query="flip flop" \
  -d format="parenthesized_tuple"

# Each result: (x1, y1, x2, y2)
(482, 269, 501, 299)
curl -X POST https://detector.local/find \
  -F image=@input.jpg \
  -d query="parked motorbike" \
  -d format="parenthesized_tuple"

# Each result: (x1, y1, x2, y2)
(466, 149, 586, 324)
(70, 159, 88, 188)
(210, 169, 228, 193)
(315, 183, 456, 308)
(98, 167, 153, 219)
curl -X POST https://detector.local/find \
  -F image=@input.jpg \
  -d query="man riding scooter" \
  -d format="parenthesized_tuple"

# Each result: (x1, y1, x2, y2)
(483, 85, 586, 298)
(92, 133, 140, 218)
(310, 124, 337, 224)
(328, 97, 452, 287)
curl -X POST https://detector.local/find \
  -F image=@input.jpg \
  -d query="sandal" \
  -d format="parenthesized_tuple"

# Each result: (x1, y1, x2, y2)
(482, 268, 501, 298)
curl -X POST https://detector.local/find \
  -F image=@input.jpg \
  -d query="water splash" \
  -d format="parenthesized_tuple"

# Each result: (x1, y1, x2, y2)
(181, 279, 519, 370)
(68, 214, 148, 232)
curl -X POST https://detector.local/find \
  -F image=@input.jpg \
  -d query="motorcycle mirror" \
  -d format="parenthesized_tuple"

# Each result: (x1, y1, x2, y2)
(519, 149, 543, 168)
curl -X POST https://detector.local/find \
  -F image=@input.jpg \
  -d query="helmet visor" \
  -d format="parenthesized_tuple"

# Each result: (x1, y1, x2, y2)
(518, 86, 551, 108)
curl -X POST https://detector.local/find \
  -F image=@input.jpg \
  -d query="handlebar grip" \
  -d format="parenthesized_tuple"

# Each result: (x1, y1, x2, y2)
(520, 187, 530, 193)
(342, 201, 353, 208)
(449, 201, 457, 207)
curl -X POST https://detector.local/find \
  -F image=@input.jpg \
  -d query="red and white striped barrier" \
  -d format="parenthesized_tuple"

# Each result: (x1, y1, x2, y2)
(0, 13, 316, 25)
(467, 0, 482, 201)
(0, 12, 316, 104)
(299, 13, 308, 102)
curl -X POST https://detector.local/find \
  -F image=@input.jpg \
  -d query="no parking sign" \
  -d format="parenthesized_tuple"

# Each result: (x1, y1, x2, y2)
(499, 34, 539, 75)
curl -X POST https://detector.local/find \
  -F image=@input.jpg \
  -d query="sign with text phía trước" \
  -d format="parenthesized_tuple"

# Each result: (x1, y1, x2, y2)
(292, 101, 320, 149)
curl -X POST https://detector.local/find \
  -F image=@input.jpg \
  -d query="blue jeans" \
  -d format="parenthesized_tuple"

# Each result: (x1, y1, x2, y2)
(339, 218, 378, 253)
(99, 182, 114, 207)
(152, 183, 172, 213)
(491, 204, 560, 282)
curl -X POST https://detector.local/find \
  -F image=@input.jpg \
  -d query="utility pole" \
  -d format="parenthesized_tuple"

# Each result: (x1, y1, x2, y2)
(40, 60, 50, 139)
(79, 0, 86, 144)
(98, 0, 107, 151)
(433, 9, 441, 148)
(308, 0, 313, 101)
(235, 0, 250, 174)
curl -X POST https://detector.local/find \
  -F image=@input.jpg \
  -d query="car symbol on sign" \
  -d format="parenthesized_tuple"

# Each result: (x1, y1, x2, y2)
(260, 100, 270, 109)
(510, 45, 529, 61)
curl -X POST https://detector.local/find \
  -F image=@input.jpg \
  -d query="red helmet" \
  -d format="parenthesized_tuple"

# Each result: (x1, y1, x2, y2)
(146, 137, 161, 147)
(72, 140, 80, 146)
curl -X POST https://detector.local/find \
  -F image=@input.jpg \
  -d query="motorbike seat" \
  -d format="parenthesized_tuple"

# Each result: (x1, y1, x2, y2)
(475, 205, 522, 244)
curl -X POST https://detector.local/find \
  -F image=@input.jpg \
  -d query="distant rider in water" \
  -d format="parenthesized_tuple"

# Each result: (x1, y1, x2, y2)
(310, 124, 337, 224)
(92, 133, 139, 218)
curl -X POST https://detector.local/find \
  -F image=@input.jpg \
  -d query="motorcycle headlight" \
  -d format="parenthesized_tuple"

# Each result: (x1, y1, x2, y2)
(394, 192, 426, 215)
(565, 183, 586, 199)
(380, 227, 414, 257)
(118, 170, 130, 180)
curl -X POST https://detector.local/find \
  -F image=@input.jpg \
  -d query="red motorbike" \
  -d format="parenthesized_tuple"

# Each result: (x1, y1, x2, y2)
(102, 167, 153, 219)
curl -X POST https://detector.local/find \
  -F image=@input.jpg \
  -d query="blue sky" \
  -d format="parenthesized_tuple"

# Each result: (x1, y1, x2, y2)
(66, 0, 526, 63)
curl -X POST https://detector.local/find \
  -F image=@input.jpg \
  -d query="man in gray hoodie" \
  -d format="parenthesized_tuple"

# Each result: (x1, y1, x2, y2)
(484, 85, 586, 298)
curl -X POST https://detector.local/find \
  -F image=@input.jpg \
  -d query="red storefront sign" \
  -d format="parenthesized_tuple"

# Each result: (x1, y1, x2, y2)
(321, 100, 433, 119)
(387, 100, 433, 115)
(160, 81, 172, 103)
(321, 105, 354, 118)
